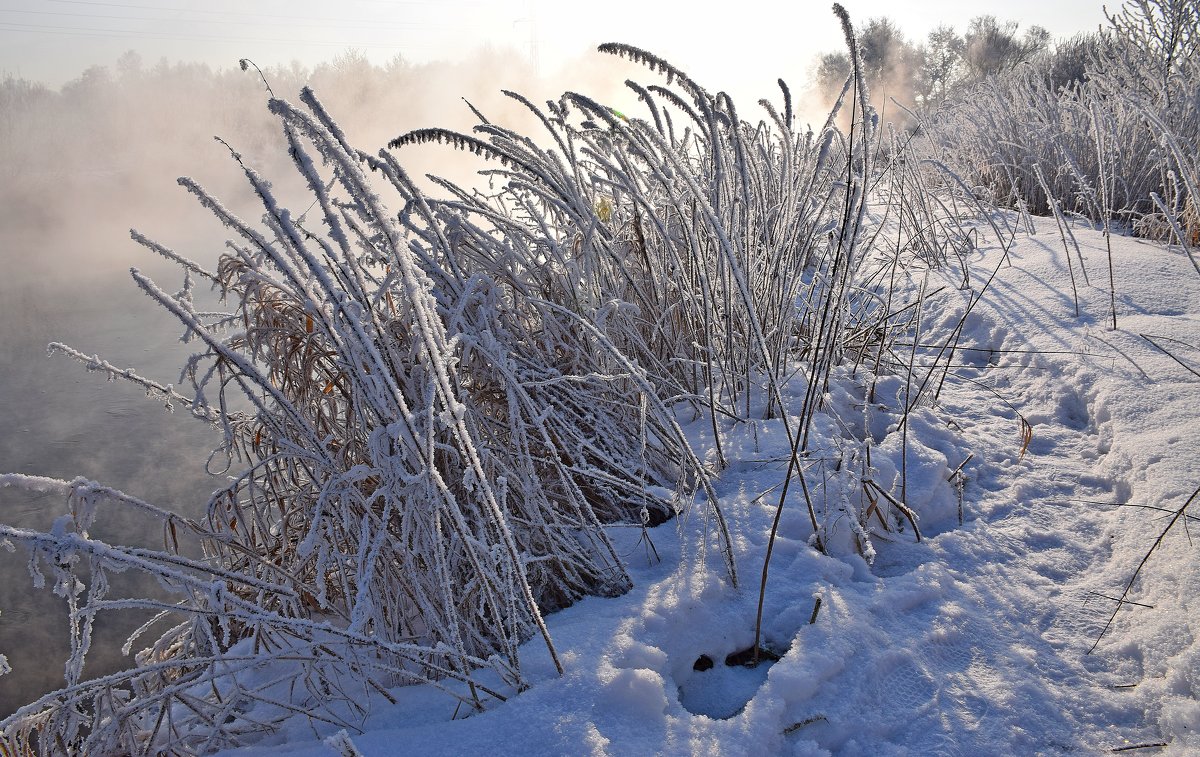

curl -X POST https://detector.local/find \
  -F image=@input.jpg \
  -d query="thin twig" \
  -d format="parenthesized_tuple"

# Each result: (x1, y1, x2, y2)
(1089, 484, 1200, 653)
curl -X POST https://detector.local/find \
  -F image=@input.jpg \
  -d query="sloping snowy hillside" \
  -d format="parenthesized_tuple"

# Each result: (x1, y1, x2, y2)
(223, 220, 1200, 756)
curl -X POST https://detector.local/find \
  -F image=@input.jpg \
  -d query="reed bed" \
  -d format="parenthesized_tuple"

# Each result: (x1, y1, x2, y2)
(926, 0, 1199, 271)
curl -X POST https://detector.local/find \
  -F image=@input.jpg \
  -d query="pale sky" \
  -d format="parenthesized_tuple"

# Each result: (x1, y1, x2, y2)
(1, 0, 1110, 92)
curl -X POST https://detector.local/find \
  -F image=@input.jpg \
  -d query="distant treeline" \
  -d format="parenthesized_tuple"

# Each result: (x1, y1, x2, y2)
(0, 47, 539, 190)
(815, 2, 1198, 238)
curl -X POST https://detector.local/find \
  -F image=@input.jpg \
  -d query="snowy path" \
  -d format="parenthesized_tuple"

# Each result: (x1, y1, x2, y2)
(931, 225, 1200, 754)
(227, 222, 1200, 756)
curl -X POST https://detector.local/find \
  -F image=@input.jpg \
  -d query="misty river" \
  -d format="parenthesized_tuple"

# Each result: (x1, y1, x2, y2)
(0, 176, 228, 718)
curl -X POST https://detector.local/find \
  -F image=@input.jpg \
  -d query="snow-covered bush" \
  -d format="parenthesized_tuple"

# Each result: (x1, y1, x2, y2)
(926, 0, 1199, 250)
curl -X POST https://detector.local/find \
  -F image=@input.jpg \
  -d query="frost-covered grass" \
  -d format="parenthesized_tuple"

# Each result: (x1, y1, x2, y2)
(926, 0, 1200, 254)
(227, 217, 1200, 755)
(1, 2, 1198, 755)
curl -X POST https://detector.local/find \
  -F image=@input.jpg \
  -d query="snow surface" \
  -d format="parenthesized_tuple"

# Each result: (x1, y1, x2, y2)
(220, 218, 1200, 755)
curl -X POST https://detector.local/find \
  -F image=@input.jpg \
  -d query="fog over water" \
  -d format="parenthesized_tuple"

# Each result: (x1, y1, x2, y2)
(0, 181, 225, 717)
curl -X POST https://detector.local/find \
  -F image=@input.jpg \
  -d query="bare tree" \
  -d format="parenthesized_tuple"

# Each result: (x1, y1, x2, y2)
(1104, 0, 1199, 104)
(814, 17, 920, 112)
(963, 16, 1051, 78)
(916, 25, 965, 107)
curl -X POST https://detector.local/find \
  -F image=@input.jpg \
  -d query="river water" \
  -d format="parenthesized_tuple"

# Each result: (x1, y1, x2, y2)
(0, 176, 232, 718)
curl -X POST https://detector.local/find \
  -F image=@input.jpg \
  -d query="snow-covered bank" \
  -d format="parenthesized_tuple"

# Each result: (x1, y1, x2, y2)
(221, 219, 1200, 756)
